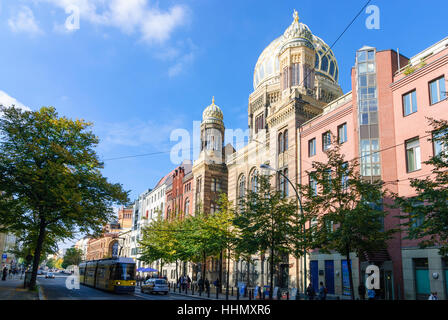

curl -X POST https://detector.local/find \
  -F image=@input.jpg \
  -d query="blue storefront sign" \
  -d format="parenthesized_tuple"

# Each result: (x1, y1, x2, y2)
(1, 253, 6, 260)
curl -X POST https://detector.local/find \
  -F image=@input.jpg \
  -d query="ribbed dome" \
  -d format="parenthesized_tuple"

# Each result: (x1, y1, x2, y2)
(253, 10, 339, 90)
(202, 97, 223, 124)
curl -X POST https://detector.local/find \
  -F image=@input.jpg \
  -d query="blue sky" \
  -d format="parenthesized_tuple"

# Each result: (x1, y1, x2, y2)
(0, 0, 447, 210)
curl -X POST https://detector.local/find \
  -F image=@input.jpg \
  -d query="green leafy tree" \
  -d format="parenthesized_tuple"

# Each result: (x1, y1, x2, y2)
(61, 247, 83, 269)
(46, 258, 56, 269)
(234, 174, 297, 299)
(394, 118, 448, 255)
(0, 106, 129, 289)
(299, 139, 395, 299)
(139, 212, 179, 275)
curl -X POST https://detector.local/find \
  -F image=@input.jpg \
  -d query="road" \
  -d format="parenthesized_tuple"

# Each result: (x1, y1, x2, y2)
(37, 274, 197, 300)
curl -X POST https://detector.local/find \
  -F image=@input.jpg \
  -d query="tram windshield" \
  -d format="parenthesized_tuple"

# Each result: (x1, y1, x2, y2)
(113, 263, 136, 281)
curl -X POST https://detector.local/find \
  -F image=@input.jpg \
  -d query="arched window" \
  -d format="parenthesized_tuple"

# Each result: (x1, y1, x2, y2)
(321, 55, 329, 73)
(278, 132, 284, 154)
(284, 130, 288, 151)
(250, 169, 259, 193)
(238, 175, 246, 199)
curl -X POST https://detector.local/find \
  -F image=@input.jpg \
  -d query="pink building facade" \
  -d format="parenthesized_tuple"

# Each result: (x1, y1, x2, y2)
(300, 37, 448, 300)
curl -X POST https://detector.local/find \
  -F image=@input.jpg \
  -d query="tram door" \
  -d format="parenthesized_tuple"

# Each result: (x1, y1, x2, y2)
(310, 261, 319, 292)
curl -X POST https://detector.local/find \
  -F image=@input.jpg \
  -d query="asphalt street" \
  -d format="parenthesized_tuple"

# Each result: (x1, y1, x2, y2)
(37, 274, 197, 300)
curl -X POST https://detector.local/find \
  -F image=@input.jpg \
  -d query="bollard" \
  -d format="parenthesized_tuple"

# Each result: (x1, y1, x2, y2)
(287, 291, 289, 300)
(216, 287, 219, 299)
(237, 288, 240, 300)
(231, 287, 234, 296)
(249, 289, 252, 300)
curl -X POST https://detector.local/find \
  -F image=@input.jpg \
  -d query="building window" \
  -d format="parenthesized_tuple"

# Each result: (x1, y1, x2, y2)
(338, 123, 347, 144)
(282, 66, 289, 89)
(238, 175, 246, 199)
(406, 138, 421, 173)
(277, 169, 289, 197)
(403, 90, 418, 116)
(291, 63, 300, 86)
(309, 173, 317, 196)
(433, 129, 448, 156)
(278, 132, 284, 154)
(184, 199, 190, 215)
(255, 114, 265, 134)
(429, 76, 446, 105)
(309, 138, 316, 157)
(341, 162, 349, 190)
(322, 131, 331, 151)
(284, 130, 288, 151)
(250, 170, 259, 193)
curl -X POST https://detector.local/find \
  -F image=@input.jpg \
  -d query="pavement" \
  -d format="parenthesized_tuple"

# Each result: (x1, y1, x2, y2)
(0, 276, 38, 300)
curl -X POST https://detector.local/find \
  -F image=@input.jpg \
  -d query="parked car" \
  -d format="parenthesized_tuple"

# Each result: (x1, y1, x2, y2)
(141, 279, 169, 295)
(45, 272, 55, 279)
(37, 270, 43, 275)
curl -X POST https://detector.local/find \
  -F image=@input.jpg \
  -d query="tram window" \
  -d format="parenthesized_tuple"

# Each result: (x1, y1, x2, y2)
(113, 263, 136, 281)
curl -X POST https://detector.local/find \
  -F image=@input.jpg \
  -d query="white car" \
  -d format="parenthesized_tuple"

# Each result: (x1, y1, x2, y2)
(45, 272, 55, 279)
(141, 279, 169, 295)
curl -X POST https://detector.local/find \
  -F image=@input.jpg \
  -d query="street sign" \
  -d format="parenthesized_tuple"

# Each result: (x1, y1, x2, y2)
(1, 253, 6, 260)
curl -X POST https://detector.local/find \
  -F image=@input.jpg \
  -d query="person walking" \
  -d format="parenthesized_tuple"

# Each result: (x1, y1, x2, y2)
(358, 283, 366, 300)
(306, 283, 315, 300)
(318, 282, 327, 300)
(2, 267, 7, 281)
(205, 278, 210, 293)
(187, 275, 191, 289)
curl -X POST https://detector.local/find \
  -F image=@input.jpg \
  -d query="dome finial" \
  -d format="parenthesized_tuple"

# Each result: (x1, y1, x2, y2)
(212, 96, 215, 105)
(293, 9, 299, 23)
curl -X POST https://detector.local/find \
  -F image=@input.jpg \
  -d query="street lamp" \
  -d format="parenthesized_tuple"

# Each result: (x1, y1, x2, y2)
(260, 163, 307, 298)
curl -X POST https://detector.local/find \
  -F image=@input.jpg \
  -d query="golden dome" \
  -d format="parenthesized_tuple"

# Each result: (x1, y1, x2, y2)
(253, 10, 340, 90)
(202, 97, 223, 124)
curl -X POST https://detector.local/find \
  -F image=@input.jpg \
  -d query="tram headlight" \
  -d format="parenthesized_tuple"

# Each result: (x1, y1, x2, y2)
(117, 281, 121, 285)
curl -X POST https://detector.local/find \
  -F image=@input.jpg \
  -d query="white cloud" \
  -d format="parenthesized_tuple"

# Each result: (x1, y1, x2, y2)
(41, 0, 189, 44)
(8, 5, 43, 35)
(0, 90, 31, 111)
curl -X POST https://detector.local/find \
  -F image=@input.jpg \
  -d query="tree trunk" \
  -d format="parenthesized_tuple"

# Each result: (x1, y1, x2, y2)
(29, 220, 46, 290)
(175, 260, 178, 283)
(218, 251, 223, 293)
(226, 247, 230, 295)
(246, 259, 250, 287)
(261, 254, 265, 287)
(202, 251, 206, 281)
(346, 246, 355, 300)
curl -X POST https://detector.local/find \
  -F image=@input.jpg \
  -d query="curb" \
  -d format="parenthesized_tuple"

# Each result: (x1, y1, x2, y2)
(37, 282, 45, 300)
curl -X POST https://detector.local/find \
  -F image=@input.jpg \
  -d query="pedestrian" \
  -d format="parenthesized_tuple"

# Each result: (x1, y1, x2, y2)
(428, 292, 439, 300)
(8, 268, 12, 279)
(187, 275, 191, 289)
(367, 288, 376, 300)
(318, 281, 327, 300)
(198, 277, 204, 292)
(215, 278, 221, 292)
(205, 278, 210, 293)
(306, 283, 315, 300)
(358, 283, 366, 300)
(2, 267, 7, 281)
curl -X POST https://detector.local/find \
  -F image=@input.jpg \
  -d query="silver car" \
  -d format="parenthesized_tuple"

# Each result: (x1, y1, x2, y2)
(141, 279, 169, 295)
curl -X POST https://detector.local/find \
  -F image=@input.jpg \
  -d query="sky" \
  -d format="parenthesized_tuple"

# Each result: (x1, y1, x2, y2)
(0, 0, 447, 247)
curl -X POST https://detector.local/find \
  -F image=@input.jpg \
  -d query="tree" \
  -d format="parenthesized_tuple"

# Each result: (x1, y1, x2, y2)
(394, 118, 448, 255)
(62, 248, 83, 269)
(46, 258, 56, 269)
(299, 139, 396, 299)
(0, 106, 129, 289)
(234, 174, 297, 299)
(139, 212, 179, 275)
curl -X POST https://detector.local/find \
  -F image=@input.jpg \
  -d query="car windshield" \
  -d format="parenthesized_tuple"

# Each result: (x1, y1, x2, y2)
(155, 280, 166, 285)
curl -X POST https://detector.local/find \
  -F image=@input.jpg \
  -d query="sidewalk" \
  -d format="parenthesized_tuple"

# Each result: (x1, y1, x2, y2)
(0, 277, 39, 300)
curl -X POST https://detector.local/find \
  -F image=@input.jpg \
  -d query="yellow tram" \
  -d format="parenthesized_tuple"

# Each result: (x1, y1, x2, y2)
(79, 257, 136, 293)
